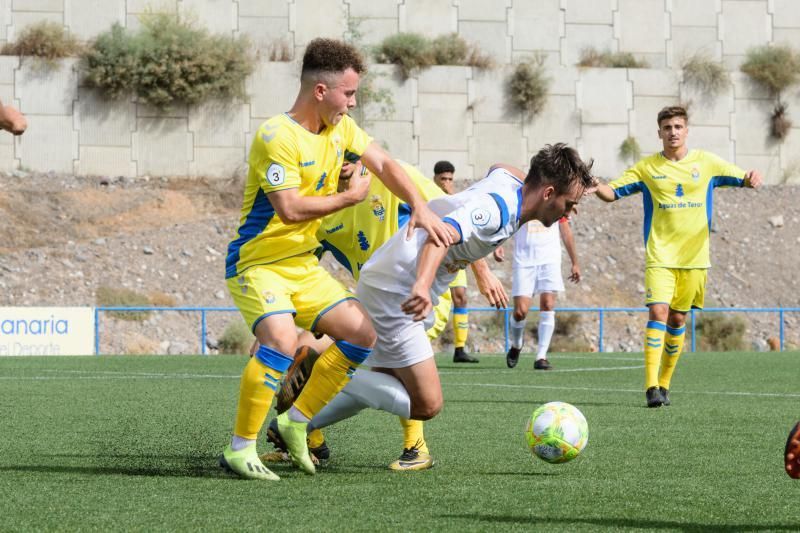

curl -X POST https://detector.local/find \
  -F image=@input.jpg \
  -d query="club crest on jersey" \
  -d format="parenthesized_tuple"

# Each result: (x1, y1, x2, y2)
(691, 167, 700, 181)
(262, 292, 276, 304)
(471, 208, 491, 227)
(266, 163, 285, 186)
(370, 195, 385, 221)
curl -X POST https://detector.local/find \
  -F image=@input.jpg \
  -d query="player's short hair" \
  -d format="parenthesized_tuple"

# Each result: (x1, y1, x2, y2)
(301, 38, 366, 85)
(657, 106, 688, 126)
(525, 143, 594, 195)
(433, 160, 455, 175)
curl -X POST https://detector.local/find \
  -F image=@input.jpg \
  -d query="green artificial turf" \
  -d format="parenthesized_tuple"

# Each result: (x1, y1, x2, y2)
(0, 351, 797, 531)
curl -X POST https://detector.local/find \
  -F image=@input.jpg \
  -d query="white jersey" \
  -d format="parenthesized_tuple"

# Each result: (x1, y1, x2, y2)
(513, 219, 562, 267)
(360, 169, 523, 307)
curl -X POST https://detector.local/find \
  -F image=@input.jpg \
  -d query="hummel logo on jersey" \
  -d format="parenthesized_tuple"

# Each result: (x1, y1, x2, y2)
(325, 223, 344, 234)
(652, 175, 666, 180)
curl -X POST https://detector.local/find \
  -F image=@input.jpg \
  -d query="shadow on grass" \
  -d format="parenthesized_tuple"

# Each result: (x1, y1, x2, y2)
(439, 513, 800, 531)
(0, 453, 221, 478)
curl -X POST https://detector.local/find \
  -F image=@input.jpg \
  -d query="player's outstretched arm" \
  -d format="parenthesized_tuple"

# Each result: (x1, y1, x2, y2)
(267, 172, 371, 224)
(594, 182, 616, 202)
(0, 98, 26, 135)
(361, 142, 452, 247)
(559, 219, 581, 283)
(470, 258, 508, 308)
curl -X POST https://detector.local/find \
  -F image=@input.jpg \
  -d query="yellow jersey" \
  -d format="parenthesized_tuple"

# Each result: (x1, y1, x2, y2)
(225, 113, 372, 278)
(610, 149, 745, 269)
(317, 162, 445, 280)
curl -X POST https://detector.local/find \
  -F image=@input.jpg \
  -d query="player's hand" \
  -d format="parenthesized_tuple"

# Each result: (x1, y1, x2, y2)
(745, 170, 763, 189)
(406, 203, 452, 247)
(401, 284, 432, 321)
(492, 247, 505, 262)
(0, 105, 26, 135)
(475, 269, 508, 309)
(569, 264, 581, 283)
(343, 171, 372, 204)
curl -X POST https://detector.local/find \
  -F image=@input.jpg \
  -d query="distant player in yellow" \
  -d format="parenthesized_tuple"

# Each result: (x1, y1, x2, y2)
(220, 38, 452, 480)
(594, 106, 762, 407)
(264, 153, 506, 471)
(433, 161, 478, 363)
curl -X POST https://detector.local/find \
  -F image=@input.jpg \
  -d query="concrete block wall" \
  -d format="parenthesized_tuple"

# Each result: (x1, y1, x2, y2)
(0, 0, 799, 184)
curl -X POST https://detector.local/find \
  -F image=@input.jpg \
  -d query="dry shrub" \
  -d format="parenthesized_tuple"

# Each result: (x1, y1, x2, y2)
(267, 38, 292, 61)
(578, 48, 648, 68)
(373, 32, 433, 78)
(695, 313, 747, 352)
(682, 52, 730, 96)
(1, 21, 84, 65)
(96, 286, 151, 321)
(507, 58, 549, 117)
(123, 332, 160, 355)
(218, 319, 253, 354)
(148, 291, 177, 307)
(374, 32, 493, 79)
(771, 103, 792, 140)
(84, 13, 255, 108)
(619, 136, 642, 164)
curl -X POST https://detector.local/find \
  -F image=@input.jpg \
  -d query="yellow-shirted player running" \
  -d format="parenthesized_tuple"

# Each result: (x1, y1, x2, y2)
(263, 154, 505, 471)
(220, 38, 452, 481)
(595, 106, 762, 408)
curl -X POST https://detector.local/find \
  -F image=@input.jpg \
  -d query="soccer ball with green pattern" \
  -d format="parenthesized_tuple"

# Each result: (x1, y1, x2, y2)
(525, 401, 588, 464)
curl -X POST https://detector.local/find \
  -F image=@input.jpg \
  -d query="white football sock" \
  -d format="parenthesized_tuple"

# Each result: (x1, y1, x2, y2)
(231, 435, 255, 451)
(510, 316, 527, 349)
(309, 369, 411, 430)
(536, 311, 556, 360)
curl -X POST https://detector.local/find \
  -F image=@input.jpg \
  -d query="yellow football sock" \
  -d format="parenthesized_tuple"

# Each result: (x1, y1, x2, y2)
(307, 428, 325, 449)
(659, 324, 686, 390)
(453, 309, 469, 349)
(399, 417, 428, 453)
(644, 320, 666, 390)
(293, 340, 371, 420)
(233, 346, 292, 439)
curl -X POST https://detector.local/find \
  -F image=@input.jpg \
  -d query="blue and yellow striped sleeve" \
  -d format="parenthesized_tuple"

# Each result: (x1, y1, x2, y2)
(706, 152, 747, 188)
(609, 164, 645, 199)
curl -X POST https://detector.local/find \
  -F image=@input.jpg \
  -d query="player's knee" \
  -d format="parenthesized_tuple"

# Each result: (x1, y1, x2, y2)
(411, 398, 443, 420)
(513, 309, 527, 322)
(453, 294, 467, 307)
(346, 324, 376, 349)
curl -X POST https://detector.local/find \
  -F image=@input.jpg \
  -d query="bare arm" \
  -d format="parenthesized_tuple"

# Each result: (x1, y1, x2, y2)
(0, 99, 26, 135)
(361, 142, 452, 246)
(469, 257, 508, 308)
(594, 182, 616, 202)
(401, 225, 460, 321)
(559, 220, 581, 283)
(488, 163, 526, 181)
(267, 171, 371, 224)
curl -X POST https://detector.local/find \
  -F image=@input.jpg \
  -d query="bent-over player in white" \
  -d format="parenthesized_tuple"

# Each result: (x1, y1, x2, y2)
(496, 216, 581, 370)
(305, 144, 595, 447)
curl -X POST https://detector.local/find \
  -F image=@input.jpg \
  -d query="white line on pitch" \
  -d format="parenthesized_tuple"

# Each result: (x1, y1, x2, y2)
(438, 365, 644, 375)
(440, 381, 800, 399)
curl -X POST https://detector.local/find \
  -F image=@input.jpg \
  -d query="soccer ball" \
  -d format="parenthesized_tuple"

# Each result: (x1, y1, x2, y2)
(525, 401, 588, 464)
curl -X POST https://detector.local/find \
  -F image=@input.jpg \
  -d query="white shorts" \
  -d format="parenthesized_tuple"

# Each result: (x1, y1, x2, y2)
(512, 262, 565, 298)
(356, 282, 435, 369)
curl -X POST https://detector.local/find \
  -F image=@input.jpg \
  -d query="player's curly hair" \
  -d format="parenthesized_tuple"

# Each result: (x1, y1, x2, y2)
(657, 105, 688, 126)
(301, 38, 366, 84)
(526, 143, 595, 194)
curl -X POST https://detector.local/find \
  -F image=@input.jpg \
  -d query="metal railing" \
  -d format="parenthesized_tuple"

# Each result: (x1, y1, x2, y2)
(94, 306, 800, 355)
